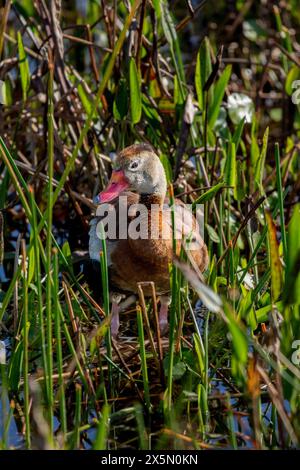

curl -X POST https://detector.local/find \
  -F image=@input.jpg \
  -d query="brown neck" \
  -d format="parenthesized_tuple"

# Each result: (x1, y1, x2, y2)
(129, 192, 169, 262)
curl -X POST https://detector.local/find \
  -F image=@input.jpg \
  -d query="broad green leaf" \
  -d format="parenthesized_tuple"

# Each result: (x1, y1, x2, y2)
(224, 304, 248, 365)
(17, 32, 30, 101)
(194, 334, 205, 377)
(229, 321, 248, 364)
(160, 0, 175, 45)
(152, 0, 162, 18)
(285, 66, 300, 96)
(254, 126, 269, 193)
(160, 1, 186, 100)
(149, 77, 161, 99)
(198, 384, 208, 418)
(113, 78, 128, 120)
(232, 117, 245, 151)
(193, 182, 225, 205)
(266, 211, 283, 302)
(62, 240, 72, 260)
(174, 75, 184, 106)
(206, 224, 220, 243)
(4, 79, 13, 107)
(93, 404, 110, 450)
(256, 301, 283, 323)
(237, 288, 257, 330)
(227, 93, 254, 125)
(62, 240, 73, 275)
(160, 154, 172, 183)
(172, 360, 187, 380)
(129, 58, 142, 124)
(142, 94, 161, 124)
(163, 355, 187, 380)
(215, 106, 227, 133)
(208, 65, 232, 128)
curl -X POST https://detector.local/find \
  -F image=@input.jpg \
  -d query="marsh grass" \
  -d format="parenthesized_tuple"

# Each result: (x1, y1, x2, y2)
(0, 0, 300, 450)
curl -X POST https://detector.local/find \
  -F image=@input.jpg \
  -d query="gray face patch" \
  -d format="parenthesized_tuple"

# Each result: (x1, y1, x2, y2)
(121, 153, 167, 197)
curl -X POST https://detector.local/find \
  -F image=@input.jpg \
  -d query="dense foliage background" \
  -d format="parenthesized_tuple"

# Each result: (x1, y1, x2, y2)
(0, 0, 300, 450)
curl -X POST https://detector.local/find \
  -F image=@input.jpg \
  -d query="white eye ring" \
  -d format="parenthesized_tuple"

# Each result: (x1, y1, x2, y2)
(129, 160, 139, 170)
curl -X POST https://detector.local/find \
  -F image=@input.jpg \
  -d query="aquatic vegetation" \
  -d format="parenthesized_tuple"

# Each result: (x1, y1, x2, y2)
(0, 0, 299, 450)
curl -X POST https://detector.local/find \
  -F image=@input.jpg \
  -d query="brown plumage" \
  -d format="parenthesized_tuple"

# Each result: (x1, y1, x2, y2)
(89, 143, 208, 336)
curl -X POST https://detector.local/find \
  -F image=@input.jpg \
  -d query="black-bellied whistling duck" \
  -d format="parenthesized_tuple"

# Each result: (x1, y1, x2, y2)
(89, 143, 208, 337)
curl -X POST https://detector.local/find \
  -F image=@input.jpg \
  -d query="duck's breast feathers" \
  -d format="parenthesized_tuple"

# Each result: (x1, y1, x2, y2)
(89, 191, 139, 262)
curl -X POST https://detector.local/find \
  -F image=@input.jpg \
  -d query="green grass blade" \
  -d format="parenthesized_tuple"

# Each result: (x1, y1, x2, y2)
(17, 31, 30, 102)
(208, 65, 232, 128)
(137, 306, 151, 411)
(45, 59, 54, 438)
(53, 250, 67, 437)
(93, 404, 110, 450)
(275, 143, 287, 261)
(129, 57, 142, 124)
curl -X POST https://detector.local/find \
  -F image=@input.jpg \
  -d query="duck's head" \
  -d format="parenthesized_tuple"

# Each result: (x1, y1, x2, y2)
(95, 143, 167, 204)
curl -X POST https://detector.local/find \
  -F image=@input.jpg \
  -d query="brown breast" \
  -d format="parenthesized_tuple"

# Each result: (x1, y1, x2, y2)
(104, 193, 208, 296)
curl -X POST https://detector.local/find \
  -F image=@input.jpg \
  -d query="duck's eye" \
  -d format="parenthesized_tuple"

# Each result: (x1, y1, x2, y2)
(129, 161, 139, 170)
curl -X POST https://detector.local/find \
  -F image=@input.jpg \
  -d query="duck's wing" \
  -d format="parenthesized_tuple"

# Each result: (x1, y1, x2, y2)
(162, 198, 208, 273)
